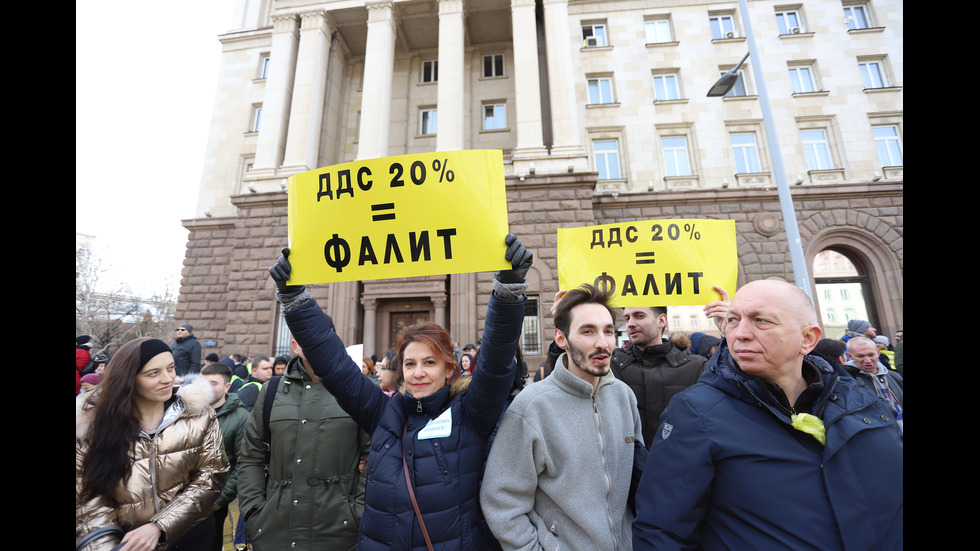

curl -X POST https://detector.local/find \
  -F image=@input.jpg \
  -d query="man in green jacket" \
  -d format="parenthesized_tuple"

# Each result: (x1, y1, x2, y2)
(200, 362, 251, 551)
(237, 339, 370, 551)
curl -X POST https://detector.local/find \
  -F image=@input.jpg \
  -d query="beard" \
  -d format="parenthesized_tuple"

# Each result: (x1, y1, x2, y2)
(567, 340, 611, 378)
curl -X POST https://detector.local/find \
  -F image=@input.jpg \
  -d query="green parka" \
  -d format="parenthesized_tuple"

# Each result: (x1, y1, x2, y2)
(237, 357, 370, 551)
(213, 390, 250, 508)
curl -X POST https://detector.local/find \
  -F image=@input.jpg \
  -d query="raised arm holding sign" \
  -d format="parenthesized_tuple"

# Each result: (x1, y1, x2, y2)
(266, 233, 532, 550)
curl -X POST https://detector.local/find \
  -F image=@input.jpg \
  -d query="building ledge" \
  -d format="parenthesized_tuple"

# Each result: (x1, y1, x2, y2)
(864, 86, 902, 94)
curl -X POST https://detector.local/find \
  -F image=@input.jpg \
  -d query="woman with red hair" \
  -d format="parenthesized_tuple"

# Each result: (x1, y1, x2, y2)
(267, 234, 532, 551)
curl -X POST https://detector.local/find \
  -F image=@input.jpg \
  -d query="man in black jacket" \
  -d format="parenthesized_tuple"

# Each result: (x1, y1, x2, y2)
(170, 323, 202, 378)
(611, 306, 707, 449)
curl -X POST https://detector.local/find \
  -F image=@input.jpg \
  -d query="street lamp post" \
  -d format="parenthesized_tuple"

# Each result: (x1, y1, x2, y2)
(708, 0, 812, 299)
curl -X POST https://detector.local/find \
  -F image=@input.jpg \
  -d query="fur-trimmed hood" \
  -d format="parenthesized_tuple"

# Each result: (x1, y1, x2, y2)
(76, 374, 215, 440)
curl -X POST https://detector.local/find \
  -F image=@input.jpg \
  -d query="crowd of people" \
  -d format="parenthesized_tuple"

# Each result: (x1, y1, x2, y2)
(77, 233, 902, 551)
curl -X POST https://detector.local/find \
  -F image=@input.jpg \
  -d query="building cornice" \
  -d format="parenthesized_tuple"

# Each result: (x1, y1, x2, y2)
(182, 215, 238, 231)
(592, 181, 902, 209)
(231, 191, 288, 210)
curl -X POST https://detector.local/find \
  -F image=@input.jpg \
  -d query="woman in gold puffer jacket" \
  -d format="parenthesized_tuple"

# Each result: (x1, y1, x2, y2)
(76, 337, 228, 551)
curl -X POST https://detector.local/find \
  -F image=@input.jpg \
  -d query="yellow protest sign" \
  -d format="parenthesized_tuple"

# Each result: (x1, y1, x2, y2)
(286, 150, 511, 284)
(557, 219, 737, 307)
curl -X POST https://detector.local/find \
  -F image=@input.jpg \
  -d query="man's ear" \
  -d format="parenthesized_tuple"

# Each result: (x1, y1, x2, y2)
(554, 328, 568, 351)
(800, 324, 823, 355)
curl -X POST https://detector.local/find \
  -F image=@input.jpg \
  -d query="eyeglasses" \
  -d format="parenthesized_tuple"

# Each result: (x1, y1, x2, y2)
(175, 328, 187, 332)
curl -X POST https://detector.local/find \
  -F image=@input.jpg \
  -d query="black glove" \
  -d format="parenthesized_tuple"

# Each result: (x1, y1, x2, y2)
(269, 247, 305, 295)
(497, 234, 533, 284)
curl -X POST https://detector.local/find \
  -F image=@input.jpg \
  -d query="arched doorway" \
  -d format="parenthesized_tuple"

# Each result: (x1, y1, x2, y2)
(811, 249, 880, 340)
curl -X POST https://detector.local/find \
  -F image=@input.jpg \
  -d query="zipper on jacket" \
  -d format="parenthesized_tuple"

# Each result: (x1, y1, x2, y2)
(592, 394, 620, 550)
(149, 437, 161, 513)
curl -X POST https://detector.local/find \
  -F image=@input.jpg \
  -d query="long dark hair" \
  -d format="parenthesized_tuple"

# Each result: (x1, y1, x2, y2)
(79, 337, 156, 504)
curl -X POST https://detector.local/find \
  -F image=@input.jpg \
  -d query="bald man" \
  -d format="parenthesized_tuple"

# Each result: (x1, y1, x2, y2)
(633, 280, 903, 550)
(845, 337, 903, 429)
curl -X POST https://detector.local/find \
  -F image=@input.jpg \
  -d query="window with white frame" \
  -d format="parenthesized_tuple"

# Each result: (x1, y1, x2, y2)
(483, 54, 504, 78)
(419, 108, 438, 135)
(250, 105, 263, 133)
(843, 3, 872, 30)
(582, 23, 608, 47)
(483, 103, 507, 130)
(421, 59, 438, 83)
(593, 139, 622, 180)
(873, 126, 903, 166)
(859, 59, 887, 88)
(645, 18, 673, 44)
(239, 155, 255, 188)
(788, 64, 817, 93)
(720, 68, 748, 96)
(653, 73, 681, 101)
(588, 77, 615, 104)
(259, 54, 270, 79)
(801, 129, 833, 170)
(730, 133, 763, 173)
(520, 296, 542, 355)
(273, 304, 291, 357)
(662, 136, 692, 176)
(775, 9, 804, 34)
(710, 13, 737, 39)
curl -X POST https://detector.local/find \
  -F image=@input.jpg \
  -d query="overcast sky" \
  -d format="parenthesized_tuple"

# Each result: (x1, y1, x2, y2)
(76, 0, 236, 297)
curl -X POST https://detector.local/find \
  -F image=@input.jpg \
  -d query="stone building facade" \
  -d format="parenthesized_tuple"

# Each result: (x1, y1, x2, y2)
(180, 0, 903, 366)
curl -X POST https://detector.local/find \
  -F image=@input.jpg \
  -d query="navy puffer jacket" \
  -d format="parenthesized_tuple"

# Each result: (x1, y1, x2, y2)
(633, 342, 903, 550)
(285, 292, 524, 551)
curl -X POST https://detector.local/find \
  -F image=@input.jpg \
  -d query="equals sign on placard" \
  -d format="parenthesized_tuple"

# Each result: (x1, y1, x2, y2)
(635, 251, 656, 264)
(371, 203, 396, 221)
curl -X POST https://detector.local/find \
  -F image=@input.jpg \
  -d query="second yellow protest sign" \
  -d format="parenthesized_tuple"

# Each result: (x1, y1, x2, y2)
(557, 219, 737, 307)
(286, 150, 511, 284)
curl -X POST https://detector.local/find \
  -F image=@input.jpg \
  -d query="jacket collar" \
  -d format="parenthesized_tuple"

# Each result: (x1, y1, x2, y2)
(285, 356, 315, 383)
(215, 390, 245, 416)
(629, 338, 672, 359)
(402, 383, 452, 418)
(552, 353, 617, 397)
(706, 341, 841, 420)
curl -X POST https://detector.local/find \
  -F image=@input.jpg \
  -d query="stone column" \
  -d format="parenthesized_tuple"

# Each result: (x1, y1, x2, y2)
(281, 10, 333, 175)
(361, 297, 378, 359)
(251, 14, 300, 178)
(357, 0, 397, 160)
(542, 0, 586, 165)
(510, 0, 548, 164)
(436, 0, 465, 152)
(432, 296, 447, 329)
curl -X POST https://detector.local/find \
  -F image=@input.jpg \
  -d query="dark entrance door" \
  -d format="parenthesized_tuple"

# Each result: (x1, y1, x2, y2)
(389, 311, 430, 352)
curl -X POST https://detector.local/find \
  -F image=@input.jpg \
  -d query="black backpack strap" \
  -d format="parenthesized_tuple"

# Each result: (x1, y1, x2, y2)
(262, 376, 282, 479)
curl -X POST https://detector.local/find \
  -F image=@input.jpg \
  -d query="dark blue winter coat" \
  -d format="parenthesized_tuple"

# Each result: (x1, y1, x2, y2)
(285, 292, 525, 551)
(633, 341, 903, 550)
